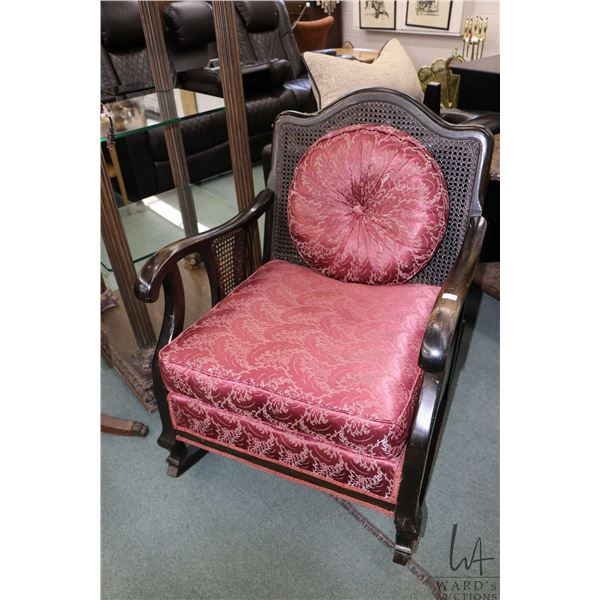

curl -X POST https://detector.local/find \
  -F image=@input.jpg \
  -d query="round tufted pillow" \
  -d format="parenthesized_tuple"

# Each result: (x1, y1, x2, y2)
(287, 124, 449, 284)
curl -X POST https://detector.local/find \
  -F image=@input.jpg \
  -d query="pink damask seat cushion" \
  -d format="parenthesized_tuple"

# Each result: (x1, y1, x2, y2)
(159, 261, 440, 473)
(288, 124, 448, 284)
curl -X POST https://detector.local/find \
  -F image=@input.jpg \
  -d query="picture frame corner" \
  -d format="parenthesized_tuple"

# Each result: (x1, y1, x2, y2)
(358, 1, 398, 31)
(403, 0, 455, 33)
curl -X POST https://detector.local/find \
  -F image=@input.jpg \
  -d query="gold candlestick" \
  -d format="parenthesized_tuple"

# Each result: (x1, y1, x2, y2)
(479, 17, 488, 59)
(462, 15, 490, 61)
(475, 16, 482, 60)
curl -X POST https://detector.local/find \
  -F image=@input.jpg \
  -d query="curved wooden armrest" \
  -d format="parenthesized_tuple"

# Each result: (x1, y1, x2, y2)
(134, 189, 274, 303)
(395, 217, 486, 561)
(419, 216, 487, 373)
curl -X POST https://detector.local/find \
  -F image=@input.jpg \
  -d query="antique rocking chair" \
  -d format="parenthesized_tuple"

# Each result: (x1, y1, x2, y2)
(135, 89, 493, 564)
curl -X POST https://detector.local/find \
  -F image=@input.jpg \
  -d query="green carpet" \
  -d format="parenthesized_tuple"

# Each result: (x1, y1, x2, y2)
(101, 290, 499, 600)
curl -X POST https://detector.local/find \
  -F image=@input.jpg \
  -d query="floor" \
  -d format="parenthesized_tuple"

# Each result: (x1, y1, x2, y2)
(101, 170, 499, 600)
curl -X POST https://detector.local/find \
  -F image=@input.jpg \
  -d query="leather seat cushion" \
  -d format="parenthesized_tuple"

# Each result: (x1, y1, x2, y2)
(244, 88, 298, 135)
(159, 260, 440, 461)
(147, 110, 229, 162)
(283, 77, 316, 111)
(288, 124, 448, 284)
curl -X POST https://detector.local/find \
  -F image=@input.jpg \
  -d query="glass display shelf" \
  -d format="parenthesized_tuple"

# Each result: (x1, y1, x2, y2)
(100, 89, 225, 142)
(101, 166, 265, 276)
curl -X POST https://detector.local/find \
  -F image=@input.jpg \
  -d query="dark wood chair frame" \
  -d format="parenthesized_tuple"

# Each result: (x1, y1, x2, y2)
(134, 88, 493, 565)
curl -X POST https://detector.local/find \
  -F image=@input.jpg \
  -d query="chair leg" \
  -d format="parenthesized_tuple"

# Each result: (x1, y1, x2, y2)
(393, 512, 421, 564)
(394, 532, 418, 564)
(166, 440, 208, 478)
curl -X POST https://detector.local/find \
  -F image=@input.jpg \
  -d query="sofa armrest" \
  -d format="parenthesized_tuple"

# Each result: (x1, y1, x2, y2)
(312, 48, 337, 56)
(180, 66, 222, 96)
(238, 59, 291, 91)
(419, 216, 487, 373)
(181, 59, 292, 97)
(441, 108, 500, 134)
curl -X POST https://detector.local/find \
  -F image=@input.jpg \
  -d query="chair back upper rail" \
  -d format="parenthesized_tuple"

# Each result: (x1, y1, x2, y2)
(268, 88, 493, 287)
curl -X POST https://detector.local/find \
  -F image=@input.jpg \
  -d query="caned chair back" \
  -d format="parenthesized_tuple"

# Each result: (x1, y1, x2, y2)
(267, 88, 493, 286)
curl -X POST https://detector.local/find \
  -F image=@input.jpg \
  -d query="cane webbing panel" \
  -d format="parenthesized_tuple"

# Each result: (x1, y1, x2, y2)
(270, 99, 484, 287)
(210, 229, 246, 298)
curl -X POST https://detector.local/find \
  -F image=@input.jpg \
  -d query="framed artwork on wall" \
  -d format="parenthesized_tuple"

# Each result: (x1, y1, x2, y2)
(404, 1, 453, 31)
(359, 1, 397, 30)
(396, 0, 463, 36)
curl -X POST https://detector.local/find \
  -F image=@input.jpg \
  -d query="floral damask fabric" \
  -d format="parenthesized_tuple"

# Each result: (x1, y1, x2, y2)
(288, 124, 448, 285)
(160, 260, 440, 498)
(169, 391, 404, 505)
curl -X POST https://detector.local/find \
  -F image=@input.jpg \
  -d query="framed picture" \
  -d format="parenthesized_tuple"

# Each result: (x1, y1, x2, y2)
(359, 1, 397, 31)
(404, 1, 453, 31)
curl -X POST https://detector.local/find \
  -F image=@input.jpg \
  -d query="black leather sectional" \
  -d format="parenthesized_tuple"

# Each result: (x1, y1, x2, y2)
(101, 0, 315, 202)
(101, 1, 499, 203)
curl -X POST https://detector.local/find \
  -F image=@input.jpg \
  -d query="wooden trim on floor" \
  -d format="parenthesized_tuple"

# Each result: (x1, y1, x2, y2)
(101, 414, 149, 437)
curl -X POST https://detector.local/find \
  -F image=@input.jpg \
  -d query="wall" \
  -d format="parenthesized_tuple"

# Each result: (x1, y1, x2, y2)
(340, 1, 499, 69)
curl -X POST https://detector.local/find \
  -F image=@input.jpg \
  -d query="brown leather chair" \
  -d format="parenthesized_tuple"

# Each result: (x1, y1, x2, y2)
(293, 16, 334, 52)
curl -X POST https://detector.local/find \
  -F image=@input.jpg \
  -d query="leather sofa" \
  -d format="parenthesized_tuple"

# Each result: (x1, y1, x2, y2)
(101, 0, 315, 202)
(101, 1, 498, 203)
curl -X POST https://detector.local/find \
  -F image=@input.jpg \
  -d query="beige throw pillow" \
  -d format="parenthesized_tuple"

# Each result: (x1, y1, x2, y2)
(304, 39, 424, 110)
